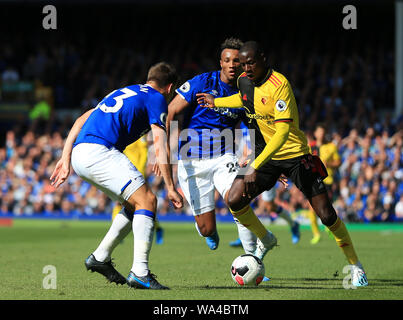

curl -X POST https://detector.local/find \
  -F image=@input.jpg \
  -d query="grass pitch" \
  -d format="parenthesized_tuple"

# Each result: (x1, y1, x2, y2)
(1, 219, 403, 300)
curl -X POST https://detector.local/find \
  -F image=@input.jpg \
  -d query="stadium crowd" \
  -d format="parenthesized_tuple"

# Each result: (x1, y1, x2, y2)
(1, 121, 402, 222)
(0, 7, 402, 223)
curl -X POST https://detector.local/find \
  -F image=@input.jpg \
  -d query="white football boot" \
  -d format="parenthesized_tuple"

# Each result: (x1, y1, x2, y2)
(351, 262, 369, 287)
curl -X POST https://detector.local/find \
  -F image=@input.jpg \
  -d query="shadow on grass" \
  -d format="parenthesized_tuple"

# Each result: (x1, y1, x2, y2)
(192, 283, 344, 290)
(186, 278, 403, 290)
(275, 278, 341, 282)
(369, 279, 403, 287)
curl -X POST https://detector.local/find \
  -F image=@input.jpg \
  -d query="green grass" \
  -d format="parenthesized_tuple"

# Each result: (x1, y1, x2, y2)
(1, 219, 403, 300)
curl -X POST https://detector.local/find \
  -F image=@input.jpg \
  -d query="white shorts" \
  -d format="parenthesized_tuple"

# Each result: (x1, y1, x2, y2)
(177, 153, 239, 216)
(71, 143, 145, 203)
(261, 187, 276, 202)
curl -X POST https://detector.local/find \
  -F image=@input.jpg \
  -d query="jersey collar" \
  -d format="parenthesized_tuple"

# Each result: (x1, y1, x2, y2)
(254, 68, 272, 87)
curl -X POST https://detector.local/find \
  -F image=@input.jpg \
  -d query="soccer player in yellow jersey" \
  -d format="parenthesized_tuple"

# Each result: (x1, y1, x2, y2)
(197, 41, 368, 287)
(308, 124, 341, 244)
(111, 135, 164, 244)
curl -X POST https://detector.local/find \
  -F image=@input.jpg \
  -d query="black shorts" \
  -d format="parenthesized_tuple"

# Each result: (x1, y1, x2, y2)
(236, 154, 329, 200)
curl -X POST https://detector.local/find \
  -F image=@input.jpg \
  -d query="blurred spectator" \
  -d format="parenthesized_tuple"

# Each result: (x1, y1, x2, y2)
(2, 65, 19, 83)
(29, 98, 51, 122)
(395, 195, 403, 221)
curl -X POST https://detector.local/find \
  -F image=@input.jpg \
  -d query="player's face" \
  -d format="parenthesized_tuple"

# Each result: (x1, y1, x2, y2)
(220, 49, 241, 83)
(314, 127, 325, 141)
(239, 50, 266, 83)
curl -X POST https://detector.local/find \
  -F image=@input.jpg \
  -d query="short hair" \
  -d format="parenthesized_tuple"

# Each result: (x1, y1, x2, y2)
(220, 37, 244, 51)
(147, 62, 178, 88)
(239, 41, 265, 57)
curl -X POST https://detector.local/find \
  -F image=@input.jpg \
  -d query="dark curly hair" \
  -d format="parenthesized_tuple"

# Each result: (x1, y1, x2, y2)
(220, 37, 244, 51)
(147, 62, 178, 88)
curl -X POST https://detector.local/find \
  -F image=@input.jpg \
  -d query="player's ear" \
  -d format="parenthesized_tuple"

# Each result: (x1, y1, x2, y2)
(166, 83, 173, 95)
(165, 83, 176, 103)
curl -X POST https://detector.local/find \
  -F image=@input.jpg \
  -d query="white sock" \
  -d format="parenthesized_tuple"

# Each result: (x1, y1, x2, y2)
(277, 207, 295, 227)
(131, 214, 154, 277)
(195, 222, 204, 237)
(235, 218, 257, 254)
(261, 229, 277, 246)
(93, 211, 131, 262)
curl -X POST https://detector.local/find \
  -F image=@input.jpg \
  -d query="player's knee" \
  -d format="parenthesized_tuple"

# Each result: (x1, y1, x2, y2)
(227, 192, 247, 212)
(146, 191, 158, 212)
(198, 224, 215, 237)
(134, 189, 157, 212)
(195, 211, 216, 237)
(317, 205, 337, 226)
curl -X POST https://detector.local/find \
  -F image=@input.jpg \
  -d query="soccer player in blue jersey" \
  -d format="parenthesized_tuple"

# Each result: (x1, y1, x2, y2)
(50, 62, 183, 290)
(166, 38, 269, 259)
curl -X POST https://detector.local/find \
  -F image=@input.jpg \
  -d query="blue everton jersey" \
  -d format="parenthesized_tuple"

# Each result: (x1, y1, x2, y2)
(176, 70, 244, 159)
(74, 84, 167, 152)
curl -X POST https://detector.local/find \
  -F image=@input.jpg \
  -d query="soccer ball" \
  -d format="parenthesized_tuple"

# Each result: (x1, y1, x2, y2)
(230, 254, 265, 286)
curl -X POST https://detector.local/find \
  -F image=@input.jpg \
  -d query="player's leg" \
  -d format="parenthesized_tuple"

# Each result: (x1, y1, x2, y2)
(262, 188, 300, 244)
(71, 144, 136, 285)
(72, 143, 168, 289)
(308, 205, 321, 244)
(84, 206, 132, 285)
(112, 202, 122, 221)
(225, 170, 279, 261)
(177, 158, 219, 250)
(123, 183, 169, 289)
(309, 192, 367, 286)
(194, 210, 220, 250)
(214, 155, 272, 281)
(113, 200, 164, 245)
(92, 206, 132, 263)
(213, 154, 257, 254)
(324, 185, 335, 239)
(154, 218, 164, 245)
(290, 154, 368, 287)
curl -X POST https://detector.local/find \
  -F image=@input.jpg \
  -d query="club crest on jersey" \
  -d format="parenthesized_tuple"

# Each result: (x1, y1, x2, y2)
(179, 81, 190, 93)
(275, 99, 287, 112)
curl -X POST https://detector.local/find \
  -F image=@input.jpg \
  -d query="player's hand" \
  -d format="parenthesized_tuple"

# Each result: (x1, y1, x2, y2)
(152, 163, 161, 177)
(278, 174, 289, 189)
(168, 188, 184, 209)
(196, 93, 215, 108)
(50, 157, 70, 188)
(238, 157, 249, 168)
(243, 166, 258, 199)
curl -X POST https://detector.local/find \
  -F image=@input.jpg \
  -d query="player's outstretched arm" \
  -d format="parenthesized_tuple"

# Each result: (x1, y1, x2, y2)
(151, 124, 183, 209)
(250, 121, 290, 170)
(50, 108, 94, 188)
(196, 92, 243, 109)
(243, 122, 290, 197)
(166, 94, 191, 161)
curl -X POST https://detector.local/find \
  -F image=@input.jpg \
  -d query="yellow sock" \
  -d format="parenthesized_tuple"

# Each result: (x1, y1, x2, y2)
(112, 203, 122, 221)
(308, 209, 320, 237)
(328, 216, 359, 265)
(230, 205, 267, 239)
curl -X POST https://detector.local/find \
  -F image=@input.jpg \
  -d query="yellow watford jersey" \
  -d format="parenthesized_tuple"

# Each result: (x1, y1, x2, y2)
(215, 69, 309, 162)
(311, 142, 340, 185)
(123, 135, 148, 176)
